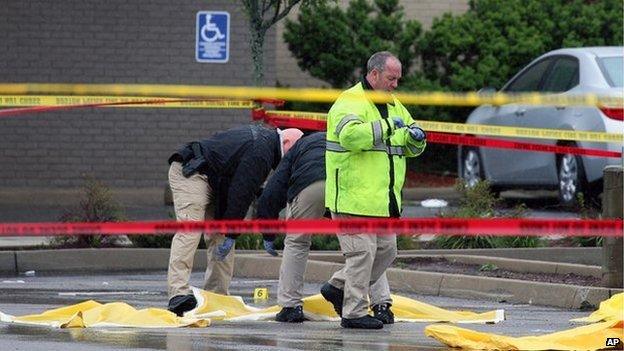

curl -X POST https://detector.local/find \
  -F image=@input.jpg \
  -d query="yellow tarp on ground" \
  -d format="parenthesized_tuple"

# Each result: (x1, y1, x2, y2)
(0, 287, 505, 328)
(188, 287, 505, 323)
(0, 300, 209, 328)
(571, 293, 624, 323)
(425, 293, 624, 351)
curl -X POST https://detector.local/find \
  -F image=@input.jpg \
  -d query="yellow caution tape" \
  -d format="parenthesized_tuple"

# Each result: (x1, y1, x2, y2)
(0, 95, 255, 108)
(417, 120, 623, 143)
(265, 110, 623, 143)
(0, 83, 622, 106)
(266, 110, 328, 120)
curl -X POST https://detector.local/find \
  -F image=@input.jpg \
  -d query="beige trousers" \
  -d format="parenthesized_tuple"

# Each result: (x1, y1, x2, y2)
(167, 162, 235, 298)
(328, 213, 397, 319)
(277, 181, 392, 309)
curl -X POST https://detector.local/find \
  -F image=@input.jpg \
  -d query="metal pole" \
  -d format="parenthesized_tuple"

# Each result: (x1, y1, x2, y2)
(601, 165, 623, 288)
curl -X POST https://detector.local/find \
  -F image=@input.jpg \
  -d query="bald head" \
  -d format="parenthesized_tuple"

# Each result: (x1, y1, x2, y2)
(279, 128, 304, 156)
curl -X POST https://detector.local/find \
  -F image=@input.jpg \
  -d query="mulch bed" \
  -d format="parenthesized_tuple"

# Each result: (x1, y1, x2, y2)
(393, 257, 602, 287)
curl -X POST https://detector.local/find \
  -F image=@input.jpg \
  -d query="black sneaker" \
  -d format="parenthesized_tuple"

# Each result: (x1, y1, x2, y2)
(341, 315, 383, 329)
(372, 303, 394, 324)
(167, 294, 197, 317)
(275, 305, 304, 323)
(320, 282, 344, 317)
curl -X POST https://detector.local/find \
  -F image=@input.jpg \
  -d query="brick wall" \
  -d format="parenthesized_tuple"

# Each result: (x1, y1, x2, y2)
(0, 0, 276, 187)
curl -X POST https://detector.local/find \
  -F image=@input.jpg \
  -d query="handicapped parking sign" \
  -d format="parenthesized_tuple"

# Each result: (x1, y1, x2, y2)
(196, 11, 230, 63)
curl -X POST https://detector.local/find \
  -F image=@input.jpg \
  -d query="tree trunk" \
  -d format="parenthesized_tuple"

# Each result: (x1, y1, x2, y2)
(249, 27, 266, 86)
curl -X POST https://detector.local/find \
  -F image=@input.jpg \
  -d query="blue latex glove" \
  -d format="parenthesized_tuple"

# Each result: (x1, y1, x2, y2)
(214, 237, 235, 261)
(392, 117, 405, 129)
(263, 239, 278, 257)
(408, 126, 426, 142)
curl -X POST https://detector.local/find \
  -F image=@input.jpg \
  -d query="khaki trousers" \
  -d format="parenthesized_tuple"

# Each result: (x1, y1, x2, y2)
(277, 181, 392, 309)
(167, 162, 235, 298)
(328, 213, 397, 319)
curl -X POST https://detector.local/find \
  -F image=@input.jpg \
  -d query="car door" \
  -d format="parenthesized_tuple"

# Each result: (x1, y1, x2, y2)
(517, 55, 580, 184)
(479, 56, 556, 184)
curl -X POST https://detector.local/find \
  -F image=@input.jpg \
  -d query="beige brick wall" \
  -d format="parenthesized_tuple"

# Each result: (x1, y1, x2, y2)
(275, 0, 469, 88)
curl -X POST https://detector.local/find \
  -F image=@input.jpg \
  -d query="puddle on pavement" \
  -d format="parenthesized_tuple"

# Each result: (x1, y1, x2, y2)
(1, 323, 444, 351)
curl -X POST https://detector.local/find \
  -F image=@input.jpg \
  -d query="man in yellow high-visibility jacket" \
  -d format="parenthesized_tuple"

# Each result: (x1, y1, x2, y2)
(321, 51, 427, 329)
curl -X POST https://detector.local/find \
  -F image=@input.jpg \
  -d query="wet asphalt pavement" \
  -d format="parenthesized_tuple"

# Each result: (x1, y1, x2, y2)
(0, 272, 589, 351)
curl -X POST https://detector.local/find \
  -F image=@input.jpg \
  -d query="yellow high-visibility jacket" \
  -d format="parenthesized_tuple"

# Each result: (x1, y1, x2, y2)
(325, 82, 426, 217)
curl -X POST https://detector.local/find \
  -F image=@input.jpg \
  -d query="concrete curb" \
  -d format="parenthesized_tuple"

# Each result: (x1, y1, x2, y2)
(396, 248, 602, 266)
(0, 249, 619, 309)
(306, 253, 602, 277)
(439, 254, 601, 278)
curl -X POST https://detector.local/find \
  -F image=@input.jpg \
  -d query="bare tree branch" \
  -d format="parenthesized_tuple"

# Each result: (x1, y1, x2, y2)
(261, 0, 270, 15)
(240, 0, 307, 85)
(266, 0, 299, 29)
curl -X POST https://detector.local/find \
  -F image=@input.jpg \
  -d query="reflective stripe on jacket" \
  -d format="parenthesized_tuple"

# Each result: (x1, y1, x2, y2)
(325, 82, 426, 217)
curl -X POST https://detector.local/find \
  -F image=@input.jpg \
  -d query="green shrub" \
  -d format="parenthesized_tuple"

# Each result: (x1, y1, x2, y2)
(235, 234, 264, 250)
(284, 0, 421, 88)
(434, 180, 542, 249)
(479, 263, 498, 272)
(52, 177, 127, 248)
(572, 193, 603, 247)
(397, 234, 420, 250)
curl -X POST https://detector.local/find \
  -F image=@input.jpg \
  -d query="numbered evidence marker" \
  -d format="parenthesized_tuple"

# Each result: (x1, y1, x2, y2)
(253, 287, 269, 300)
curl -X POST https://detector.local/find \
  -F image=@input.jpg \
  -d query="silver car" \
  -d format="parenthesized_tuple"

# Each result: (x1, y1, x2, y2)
(458, 47, 623, 206)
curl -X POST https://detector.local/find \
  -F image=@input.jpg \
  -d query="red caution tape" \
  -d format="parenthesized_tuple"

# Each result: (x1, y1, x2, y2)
(429, 132, 622, 158)
(265, 115, 328, 130)
(0, 218, 621, 237)
(255, 112, 622, 159)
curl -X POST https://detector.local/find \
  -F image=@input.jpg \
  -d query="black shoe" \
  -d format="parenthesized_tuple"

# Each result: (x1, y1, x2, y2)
(341, 315, 383, 329)
(320, 282, 344, 317)
(168, 294, 197, 317)
(372, 303, 394, 324)
(275, 305, 304, 323)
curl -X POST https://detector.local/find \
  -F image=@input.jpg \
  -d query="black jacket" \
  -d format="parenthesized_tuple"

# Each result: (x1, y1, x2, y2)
(256, 132, 326, 220)
(169, 125, 281, 222)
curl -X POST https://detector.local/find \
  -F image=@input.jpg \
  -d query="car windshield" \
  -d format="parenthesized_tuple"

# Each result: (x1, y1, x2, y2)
(598, 56, 623, 87)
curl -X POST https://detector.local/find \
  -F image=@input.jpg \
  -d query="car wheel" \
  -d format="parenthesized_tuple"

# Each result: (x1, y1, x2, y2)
(461, 148, 483, 188)
(557, 152, 586, 207)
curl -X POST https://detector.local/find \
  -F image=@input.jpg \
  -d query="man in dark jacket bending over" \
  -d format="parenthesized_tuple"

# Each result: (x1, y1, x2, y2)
(257, 132, 394, 324)
(166, 125, 303, 316)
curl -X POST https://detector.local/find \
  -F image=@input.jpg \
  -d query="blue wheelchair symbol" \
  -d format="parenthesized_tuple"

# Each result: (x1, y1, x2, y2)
(196, 11, 229, 63)
(200, 14, 225, 42)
